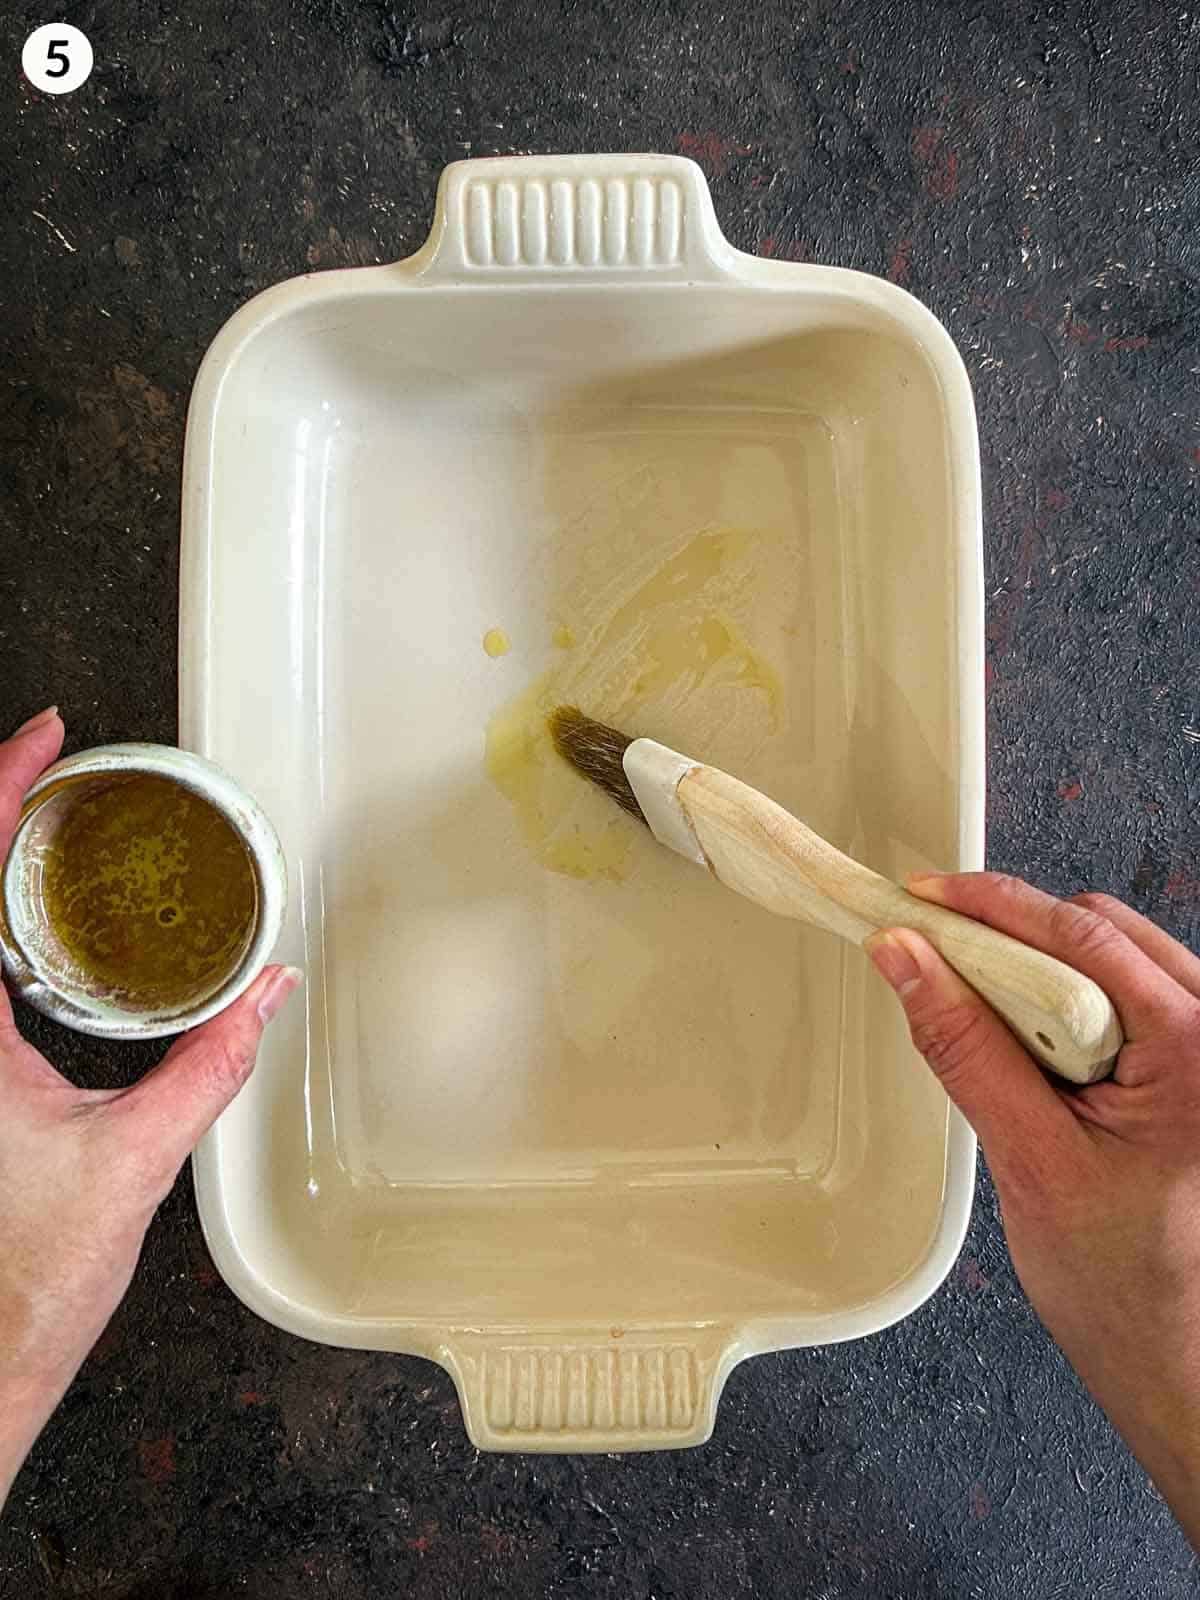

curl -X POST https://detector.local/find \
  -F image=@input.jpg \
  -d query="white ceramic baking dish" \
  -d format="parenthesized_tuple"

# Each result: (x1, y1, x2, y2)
(184, 153, 982, 1452)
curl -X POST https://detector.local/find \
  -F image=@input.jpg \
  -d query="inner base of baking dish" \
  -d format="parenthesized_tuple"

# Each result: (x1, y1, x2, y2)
(199, 285, 962, 1331)
(325, 395, 854, 1189)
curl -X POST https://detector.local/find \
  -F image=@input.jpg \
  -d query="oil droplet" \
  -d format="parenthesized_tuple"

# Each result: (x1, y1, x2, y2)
(482, 628, 511, 659)
(552, 623, 576, 649)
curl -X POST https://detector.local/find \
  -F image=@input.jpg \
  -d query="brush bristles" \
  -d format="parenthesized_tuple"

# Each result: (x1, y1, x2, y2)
(548, 706, 648, 823)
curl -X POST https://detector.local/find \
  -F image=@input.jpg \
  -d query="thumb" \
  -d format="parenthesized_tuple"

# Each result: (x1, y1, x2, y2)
(115, 965, 302, 1188)
(865, 928, 1073, 1169)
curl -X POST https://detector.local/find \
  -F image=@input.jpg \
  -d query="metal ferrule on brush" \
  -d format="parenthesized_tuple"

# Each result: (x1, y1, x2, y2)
(621, 740, 708, 866)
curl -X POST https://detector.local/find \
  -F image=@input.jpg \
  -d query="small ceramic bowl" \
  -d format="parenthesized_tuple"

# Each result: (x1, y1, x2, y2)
(0, 743, 286, 1040)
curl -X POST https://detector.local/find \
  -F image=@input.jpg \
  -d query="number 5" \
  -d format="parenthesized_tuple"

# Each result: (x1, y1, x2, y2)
(46, 38, 71, 78)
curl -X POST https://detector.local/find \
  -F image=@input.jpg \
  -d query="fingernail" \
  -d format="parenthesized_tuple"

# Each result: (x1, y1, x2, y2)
(12, 705, 59, 737)
(906, 872, 947, 902)
(864, 931, 923, 997)
(257, 965, 303, 1023)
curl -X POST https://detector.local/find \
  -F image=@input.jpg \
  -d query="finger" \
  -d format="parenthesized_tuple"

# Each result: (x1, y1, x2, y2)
(110, 965, 302, 1189)
(866, 927, 1080, 1181)
(1068, 892, 1200, 1004)
(0, 972, 17, 1042)
(0, 708, 64, 1068)
(907, 872, 1194, 1040)
(0, 708, 64, 857)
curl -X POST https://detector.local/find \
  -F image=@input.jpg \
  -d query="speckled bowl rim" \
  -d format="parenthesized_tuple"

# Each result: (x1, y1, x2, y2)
(0, 743, 287, 1040)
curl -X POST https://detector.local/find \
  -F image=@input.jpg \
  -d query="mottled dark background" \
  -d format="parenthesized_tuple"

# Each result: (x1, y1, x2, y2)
(2, 0, 1199, 1594)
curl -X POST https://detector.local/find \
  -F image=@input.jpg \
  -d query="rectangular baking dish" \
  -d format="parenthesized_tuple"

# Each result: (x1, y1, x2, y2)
(184, 153, 982, 1451)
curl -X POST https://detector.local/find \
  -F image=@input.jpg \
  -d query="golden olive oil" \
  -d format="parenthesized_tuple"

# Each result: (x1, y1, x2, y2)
(40, 774, 257, 1006)
(484, 526, 781, 882)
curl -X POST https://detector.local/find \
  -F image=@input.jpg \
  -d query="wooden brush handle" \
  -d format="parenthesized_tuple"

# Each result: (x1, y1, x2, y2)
(678, 766, 1123, 1084)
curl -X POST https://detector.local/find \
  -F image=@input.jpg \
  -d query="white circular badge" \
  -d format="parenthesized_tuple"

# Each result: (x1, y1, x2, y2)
(22, 24, 94, 95)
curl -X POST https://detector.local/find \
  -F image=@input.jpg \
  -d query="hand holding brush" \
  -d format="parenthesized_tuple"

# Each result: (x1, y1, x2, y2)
(550, 705, 1124, 1084)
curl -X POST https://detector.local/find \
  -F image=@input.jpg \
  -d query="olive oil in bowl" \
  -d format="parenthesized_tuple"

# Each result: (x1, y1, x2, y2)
(37, 773, 258, 1011)
(1, 744, 284, 1039)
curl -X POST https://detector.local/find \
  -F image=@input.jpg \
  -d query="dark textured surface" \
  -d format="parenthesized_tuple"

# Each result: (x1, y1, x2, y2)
(2, 0, 1199, 1594)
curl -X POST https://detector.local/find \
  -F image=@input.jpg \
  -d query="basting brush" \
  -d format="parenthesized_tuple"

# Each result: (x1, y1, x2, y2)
(549, 706, 1123, 1084)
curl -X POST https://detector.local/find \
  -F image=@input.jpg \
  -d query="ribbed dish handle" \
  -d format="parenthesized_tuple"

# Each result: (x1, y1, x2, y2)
(440, 1326, 736, 1452)
(411, 153, 734, 281)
